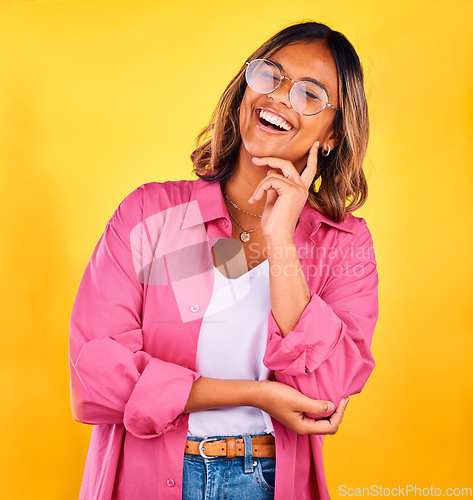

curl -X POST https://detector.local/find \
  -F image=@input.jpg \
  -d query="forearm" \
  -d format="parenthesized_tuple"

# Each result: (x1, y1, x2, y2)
(182, 377, 261, 414)
(265, 239, 311, 337)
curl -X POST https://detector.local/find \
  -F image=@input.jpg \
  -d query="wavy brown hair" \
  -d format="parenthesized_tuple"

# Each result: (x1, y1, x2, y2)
(191, 21, 370, 222)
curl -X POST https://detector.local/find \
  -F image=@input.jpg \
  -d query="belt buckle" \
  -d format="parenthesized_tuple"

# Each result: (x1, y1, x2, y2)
(199, 437, 217, 459)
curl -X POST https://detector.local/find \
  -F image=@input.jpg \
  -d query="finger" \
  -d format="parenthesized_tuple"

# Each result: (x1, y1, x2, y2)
(294, 398, 347, 435)
(306, 397, 349, 435)
(300, 141, 319, 190)
(302, 398, 335, 415)
(252, 157, 303, 186)
(325, 397, 349, 431)
(297, 415, 340, 435)
(263, 186, 278, 211)
(248, 168, 286, 203)
(249, 175, 295, 203)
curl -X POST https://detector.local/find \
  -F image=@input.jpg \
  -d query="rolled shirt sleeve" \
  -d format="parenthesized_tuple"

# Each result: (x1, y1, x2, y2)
(263, 218, 378, 412)
(69, 185, 201, 438)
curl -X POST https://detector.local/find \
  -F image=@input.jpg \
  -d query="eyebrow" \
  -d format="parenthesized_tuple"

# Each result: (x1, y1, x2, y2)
(269, 59, 330, 95)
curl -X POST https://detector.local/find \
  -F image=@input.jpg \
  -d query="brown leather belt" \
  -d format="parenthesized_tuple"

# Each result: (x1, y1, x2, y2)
(185, 435, 275, 459)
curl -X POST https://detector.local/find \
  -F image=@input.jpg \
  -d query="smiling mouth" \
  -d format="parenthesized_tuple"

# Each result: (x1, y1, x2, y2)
(256, 108, 295, 133)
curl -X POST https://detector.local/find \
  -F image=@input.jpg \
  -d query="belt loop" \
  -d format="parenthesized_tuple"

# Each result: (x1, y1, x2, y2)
(242, 435, 253, 473)
(226, 437, 236, 459)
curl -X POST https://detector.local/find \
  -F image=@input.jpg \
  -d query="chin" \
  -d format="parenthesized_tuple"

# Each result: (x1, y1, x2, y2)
(241, 137, 281, 159)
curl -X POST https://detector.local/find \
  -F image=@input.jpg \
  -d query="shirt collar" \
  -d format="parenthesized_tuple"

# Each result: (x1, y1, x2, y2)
(181, 177, 356, 241)
(181, 177, 229, 229)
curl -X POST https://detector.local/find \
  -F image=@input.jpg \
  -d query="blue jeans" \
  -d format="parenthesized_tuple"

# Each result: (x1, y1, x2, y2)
(182, 434, 275, 500)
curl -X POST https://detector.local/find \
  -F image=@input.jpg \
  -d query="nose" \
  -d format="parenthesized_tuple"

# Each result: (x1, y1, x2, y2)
(268, 76, 293, 109)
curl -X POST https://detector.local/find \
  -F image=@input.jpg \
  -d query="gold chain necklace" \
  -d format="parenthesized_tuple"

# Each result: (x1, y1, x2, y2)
(222, 190, 262, 243)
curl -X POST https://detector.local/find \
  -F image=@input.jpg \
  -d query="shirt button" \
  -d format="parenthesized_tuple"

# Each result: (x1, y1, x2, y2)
(222, 220, 229, 228)
(166, 479, 175, 487)
(190, 304, 199, 313)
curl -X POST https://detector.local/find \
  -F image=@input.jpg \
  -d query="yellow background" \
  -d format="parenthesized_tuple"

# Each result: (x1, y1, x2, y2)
(0, 0, 472, 498)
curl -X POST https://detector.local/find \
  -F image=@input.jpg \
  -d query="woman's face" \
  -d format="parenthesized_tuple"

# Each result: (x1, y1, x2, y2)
(239, 40, 340, 173)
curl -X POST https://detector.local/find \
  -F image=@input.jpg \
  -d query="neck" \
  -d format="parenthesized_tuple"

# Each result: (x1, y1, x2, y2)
(221, 146, 268, 217)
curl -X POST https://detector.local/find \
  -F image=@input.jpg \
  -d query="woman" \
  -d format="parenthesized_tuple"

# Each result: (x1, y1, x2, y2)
(69, 20, 378, 500)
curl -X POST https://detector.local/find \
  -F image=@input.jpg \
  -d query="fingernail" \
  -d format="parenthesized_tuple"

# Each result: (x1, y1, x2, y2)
(315, 141, 319, 148)
(345, 397, 350, 405)
(328, 402, 335, 411)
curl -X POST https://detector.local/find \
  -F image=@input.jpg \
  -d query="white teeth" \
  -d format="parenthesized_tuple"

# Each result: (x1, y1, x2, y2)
(259, 109, 292, 131)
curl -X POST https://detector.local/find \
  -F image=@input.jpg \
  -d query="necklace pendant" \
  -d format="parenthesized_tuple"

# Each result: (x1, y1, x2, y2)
(240, 231, 251, 243)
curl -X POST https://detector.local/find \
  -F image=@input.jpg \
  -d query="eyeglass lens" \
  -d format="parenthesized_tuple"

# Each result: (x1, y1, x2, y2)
(246, 59, 328, 116)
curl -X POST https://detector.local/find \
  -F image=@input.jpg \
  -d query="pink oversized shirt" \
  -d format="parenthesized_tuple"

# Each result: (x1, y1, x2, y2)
(69, 177, 379, 499)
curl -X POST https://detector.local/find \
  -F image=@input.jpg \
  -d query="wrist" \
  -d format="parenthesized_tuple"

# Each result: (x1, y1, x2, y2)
(249, 379, 271, 411)
(264, 239, 297, 257)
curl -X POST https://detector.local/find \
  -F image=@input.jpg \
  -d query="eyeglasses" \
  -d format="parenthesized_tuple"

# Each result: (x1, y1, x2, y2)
(245, 59, 339, 116)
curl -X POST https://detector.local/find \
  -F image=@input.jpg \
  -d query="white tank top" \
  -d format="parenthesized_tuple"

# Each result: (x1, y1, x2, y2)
(187, 258, 274, 437)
